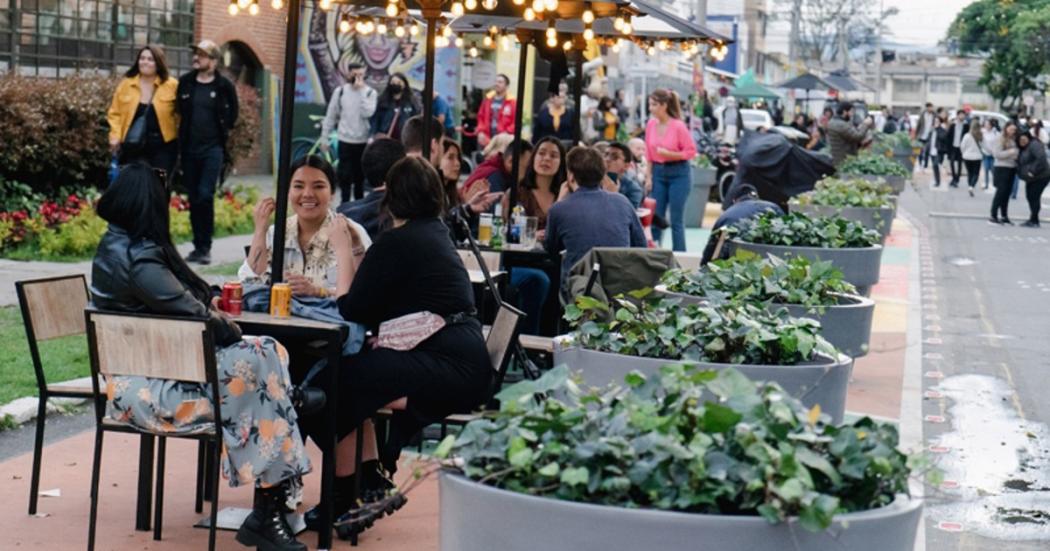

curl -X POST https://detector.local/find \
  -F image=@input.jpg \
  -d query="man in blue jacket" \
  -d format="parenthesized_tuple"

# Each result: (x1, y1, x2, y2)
(701, 184, 783, 264)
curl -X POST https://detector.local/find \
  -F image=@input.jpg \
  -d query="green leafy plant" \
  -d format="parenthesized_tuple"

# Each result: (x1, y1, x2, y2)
(692, 154, 714, 169)
(838, 153, 910, 178)
(447, 364, 913, 531)
(564, 290, 836, 365)
(869, 132, 914, 156)
(730, 211, 880, 249)
(792, 177, 895, 209)
(661, 251, 858, 308)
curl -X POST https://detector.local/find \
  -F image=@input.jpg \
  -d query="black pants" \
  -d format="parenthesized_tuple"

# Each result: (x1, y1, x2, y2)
(337, 141, 368, 203)
(120, 138, 178, 178)
(932, 152, 945, 186)
(919, 139, 930, 168)
(182, 146, 224, 252)
(964, 159, 982, 189)
(949, 148, 963, 185)
(1026, 178, 1049, 222)
(992, 166, 1017, 220)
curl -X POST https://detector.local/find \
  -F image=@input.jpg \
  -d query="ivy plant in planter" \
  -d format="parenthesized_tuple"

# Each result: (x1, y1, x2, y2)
(439, 365, 922, 551)
(556, 291, 853, 421)
(660, 252, 875, 357)
(725, 211, 884, 296)
(791, 177, 896, 241)
(838, 153, 911, 193)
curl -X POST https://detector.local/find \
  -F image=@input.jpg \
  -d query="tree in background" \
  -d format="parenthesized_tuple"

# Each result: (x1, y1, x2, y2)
(948, 0, 1050, 111)
(774, 0, 898, 65)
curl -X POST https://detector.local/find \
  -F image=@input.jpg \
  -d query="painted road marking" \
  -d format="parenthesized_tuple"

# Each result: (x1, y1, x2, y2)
(925, 415, 947, 423)
(925, 325, 943, 332)
(925, 390, 944, 399)
(924, 352, 944, 360)
(924, 338, 943, 345)
(925, 371, 945, 379)
(929, 445, 952, 454)
(937, 521, 964, 533)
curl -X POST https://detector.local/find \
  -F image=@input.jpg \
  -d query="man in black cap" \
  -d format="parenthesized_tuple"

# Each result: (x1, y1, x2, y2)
(701, 184, 783, 265)
(178, 39, 239, 265)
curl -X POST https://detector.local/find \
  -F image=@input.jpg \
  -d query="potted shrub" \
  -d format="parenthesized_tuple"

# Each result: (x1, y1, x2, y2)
(838, 153, 911, 194)
(790, 177, 897, 242)
(554, 292, 853, 422)
(870, 133, 916, 173)
(687, 155, 717, 228)
(659, 252, 875, 358)
(725, 211, 883, 296)
(439, 366, 922, 551)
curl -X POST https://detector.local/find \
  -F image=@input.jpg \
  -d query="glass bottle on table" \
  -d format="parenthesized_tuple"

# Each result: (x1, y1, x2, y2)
(490, 203, 504, 250)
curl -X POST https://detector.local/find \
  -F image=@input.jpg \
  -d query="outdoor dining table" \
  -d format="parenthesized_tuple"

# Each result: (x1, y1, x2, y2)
(470, 244, 563, 336)
(132, 311, 348, 550)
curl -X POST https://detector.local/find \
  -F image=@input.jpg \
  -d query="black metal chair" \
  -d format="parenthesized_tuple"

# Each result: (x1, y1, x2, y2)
(84, 309, 224, 551)
(15, 274, 94, 516)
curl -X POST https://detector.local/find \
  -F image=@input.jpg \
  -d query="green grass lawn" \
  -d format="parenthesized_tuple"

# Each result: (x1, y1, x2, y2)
(198, 261, 243, 278)
(0, 306, 90, 407)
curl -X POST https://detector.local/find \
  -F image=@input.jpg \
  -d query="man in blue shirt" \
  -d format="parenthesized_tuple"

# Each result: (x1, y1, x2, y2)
(432, 92, 455, 136)
(602, 142, 644, 207)
(701, 184, 784, 264)
(545, 146, 647, 284)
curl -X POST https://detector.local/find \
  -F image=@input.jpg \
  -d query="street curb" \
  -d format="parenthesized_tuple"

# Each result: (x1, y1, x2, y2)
(0, 376, 93, 427)
(898, 202, 926, 551)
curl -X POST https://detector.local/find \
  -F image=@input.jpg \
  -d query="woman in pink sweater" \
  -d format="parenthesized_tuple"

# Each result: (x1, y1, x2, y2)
(645, 89, 697, 251)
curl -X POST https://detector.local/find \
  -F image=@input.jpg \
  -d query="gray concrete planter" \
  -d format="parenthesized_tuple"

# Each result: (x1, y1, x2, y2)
(686, 166, 717, 228)
(655, 288, 874, 358)
(852, 173, 907, 194)
(440, 473, 922, 551)
(553, 345, 853, 423)
(892, 148, 914, 173)
(726, 239, 883, 296)
(791, 203, 896, 243)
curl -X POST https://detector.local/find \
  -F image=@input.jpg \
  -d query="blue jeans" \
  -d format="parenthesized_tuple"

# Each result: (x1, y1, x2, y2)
(182, 146, 224, 252)
(982, 155, 994, 188)
(510, 267, 550, 335)
(651, 161, 691, 252)
(1012, 174, 1020, 200)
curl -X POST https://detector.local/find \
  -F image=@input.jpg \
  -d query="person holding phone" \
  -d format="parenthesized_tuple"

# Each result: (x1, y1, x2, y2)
(601, 142, 643, 207)
(321, 63, 378, 203)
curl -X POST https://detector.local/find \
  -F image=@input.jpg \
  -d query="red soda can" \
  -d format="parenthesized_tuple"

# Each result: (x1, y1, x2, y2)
(270, 283, 292, 318)
(221, 282, 243, 316)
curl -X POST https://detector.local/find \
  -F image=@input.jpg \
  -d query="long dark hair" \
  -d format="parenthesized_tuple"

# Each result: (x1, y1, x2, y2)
(96, 162, 211, 304)
(382, 156, 446, 220)
(440, 138, 462, 208)
(649, 88, 682, 120)
(124, 44, 170, 83)
(521, 136, 566, 195)
(379, 72, 420, 110)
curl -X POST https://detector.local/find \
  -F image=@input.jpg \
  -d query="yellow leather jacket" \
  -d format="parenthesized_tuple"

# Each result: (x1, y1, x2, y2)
(107, 76, 179, 143)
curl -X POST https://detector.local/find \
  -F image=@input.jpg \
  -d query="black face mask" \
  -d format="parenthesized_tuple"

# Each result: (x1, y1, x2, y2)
(389, 82, 403, 94)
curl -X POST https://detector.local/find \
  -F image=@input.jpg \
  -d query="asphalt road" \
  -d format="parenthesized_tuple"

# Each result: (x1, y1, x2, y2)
(901, 169, 1050, 550)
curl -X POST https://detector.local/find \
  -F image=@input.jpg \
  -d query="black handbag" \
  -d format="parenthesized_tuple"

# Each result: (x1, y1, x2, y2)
(122, 104, 151, 153)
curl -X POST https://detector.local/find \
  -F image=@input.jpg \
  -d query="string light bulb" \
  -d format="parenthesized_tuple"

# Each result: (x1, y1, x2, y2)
(385, 3, 399, 17)
(545, 20, 556, 41)
(455, 36, 465, 48)
(546, 35, 557, 47)
(451, 1, 464, 16)
(395, 24, 406, 37)
(562, 40, 572, 50)
(622, 21, 633, 35)
(483, 35, 494, 47)
(271, 0, 282, 9)
(544, 0, 557, 11)
(339, 16, 351, 33)
(482, 0, 498, 9)
(613, 16, 624, 30)
(469, 43, 479, 57)
(409, 22, 420, 36)
(227, 1, 238, 15)
(500, 34, 511, 50)
(465, 0, 477, 10)
(611, 40, 621, 53)
(647, 45, 655, 55)
(532, 0, 544, 13)
(237, 0, 250, 9)
(523, 7, 535, 20)
(248, 1, 259, 15)
(583, 26, 594, 41)
(512, 0, 525, 5)
(319, 0, 331, 10)
(377, 22, 387, 34)
(582, 2, 594, 23)
(442, 25, 453, 38)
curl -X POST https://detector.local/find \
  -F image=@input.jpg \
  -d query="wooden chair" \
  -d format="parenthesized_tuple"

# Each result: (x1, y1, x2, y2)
(15, 274, 93, 516)
(84, 309, 224, 551)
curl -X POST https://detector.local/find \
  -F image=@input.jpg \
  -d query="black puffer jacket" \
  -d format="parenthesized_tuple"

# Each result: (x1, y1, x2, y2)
(1018, 141, 1050, 183)
(90, 225, 241, 346)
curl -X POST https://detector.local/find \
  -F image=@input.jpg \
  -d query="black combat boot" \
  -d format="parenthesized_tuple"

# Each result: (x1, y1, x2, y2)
(235, 482, 307, 551)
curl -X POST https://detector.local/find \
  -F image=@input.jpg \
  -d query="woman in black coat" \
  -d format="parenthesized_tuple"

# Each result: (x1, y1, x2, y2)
(368, 72, 420, 141)
(1016, 132, 1050, 227)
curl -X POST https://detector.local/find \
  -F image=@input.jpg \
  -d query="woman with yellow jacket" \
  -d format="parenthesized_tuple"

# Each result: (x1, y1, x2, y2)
(107, 45, 179, 177)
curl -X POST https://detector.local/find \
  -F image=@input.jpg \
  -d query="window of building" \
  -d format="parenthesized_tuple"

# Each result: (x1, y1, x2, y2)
(962, 78, 984, 95)
(929, 78, 957, 95)
(0, 0, 195, 77)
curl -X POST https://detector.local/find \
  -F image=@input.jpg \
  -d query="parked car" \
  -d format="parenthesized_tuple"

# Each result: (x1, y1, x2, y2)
(713, 106, 777, 132)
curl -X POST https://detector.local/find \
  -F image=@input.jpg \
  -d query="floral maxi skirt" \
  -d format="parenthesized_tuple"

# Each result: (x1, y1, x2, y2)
(105, 336, 312, 494)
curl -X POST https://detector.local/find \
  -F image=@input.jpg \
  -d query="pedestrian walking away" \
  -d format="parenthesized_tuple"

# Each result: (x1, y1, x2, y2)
(177, 39, 239, 266)
(321, 63, 377, 203)
(107, 44, 179, 179)
(1016, 132, 1050, 228)
(948, 110, 969, 187)
(645, 88, 697, 252)
(960, 122, 984, 197)
(990, 122, 1020, 224)
(914, 102, 937, 169)
(981, 118, 1000, 190)
(931, 116, 949, 188)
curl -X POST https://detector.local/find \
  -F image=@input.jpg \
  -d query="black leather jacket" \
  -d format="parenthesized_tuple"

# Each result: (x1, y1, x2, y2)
(90, 225, 241, 346)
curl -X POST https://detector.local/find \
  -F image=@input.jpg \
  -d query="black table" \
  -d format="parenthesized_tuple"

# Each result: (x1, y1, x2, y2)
(133, 312, 346, 550)
(492, 246, 563, 336)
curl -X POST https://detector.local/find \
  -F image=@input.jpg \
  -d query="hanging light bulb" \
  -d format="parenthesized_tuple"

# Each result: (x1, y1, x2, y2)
(583, 25, 594, 41)
(409, 22, 420, 36)
(562, 40, 572, 51)
(658, 39, 669, 50)
(442, 25, 453, 38)
(545, 20, 556, 41)
(451, 2, 464, 16)
(546, 35, 557, 48)
(318, 0, 331, 10)
(544, 0, 557, 12)
(271, 0, 282, 9)
(394, 23, 406, 37)
(248, 1, 259, 15)
(228, 1, 239, 15)
(582, 2, 594, 24)
(339, 16, 351, 33)
(647, 45, 656, 56)
(482, 0, 498, 9)
(500, 34, 511, 51)
(377, 22, 387, 34)
(622, 21, 633, 35)
(435, 36, 447, 47)
(469, 43, 479, 57)
(483, 35, 493, 47)
(613, 15, 624, 30)
(488, 25, 499, 35)
(531, 0, 544, 13)
(385, 2, 399, 17)
(523, 7, 536, 20)
(611, 40, 621, 54)
(465, 0, 477, 10)
(238, 0, 250, 8)
(455, 36, 465, 48)
(512, 0, 524, 5)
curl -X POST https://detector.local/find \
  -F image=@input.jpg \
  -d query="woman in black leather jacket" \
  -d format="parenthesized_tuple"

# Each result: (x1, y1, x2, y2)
(90, 162, 311, 551)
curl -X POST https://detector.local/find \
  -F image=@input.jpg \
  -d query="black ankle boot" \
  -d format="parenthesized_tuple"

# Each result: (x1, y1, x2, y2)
(235, 484, 307, 551)
(290, 385, 326, 416)
(303, 473, 357, 532)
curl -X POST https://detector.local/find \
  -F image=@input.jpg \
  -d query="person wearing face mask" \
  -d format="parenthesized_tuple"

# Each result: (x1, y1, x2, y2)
(177, 39, 239, 266)
(369, 73, 420, 141)
(107, 44, 179, 177)
(476, 74, 517, 148)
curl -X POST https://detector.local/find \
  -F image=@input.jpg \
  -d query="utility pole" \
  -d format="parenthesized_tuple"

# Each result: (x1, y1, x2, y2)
(838, 17, 848, 71)
(874, 0, 883, 105)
